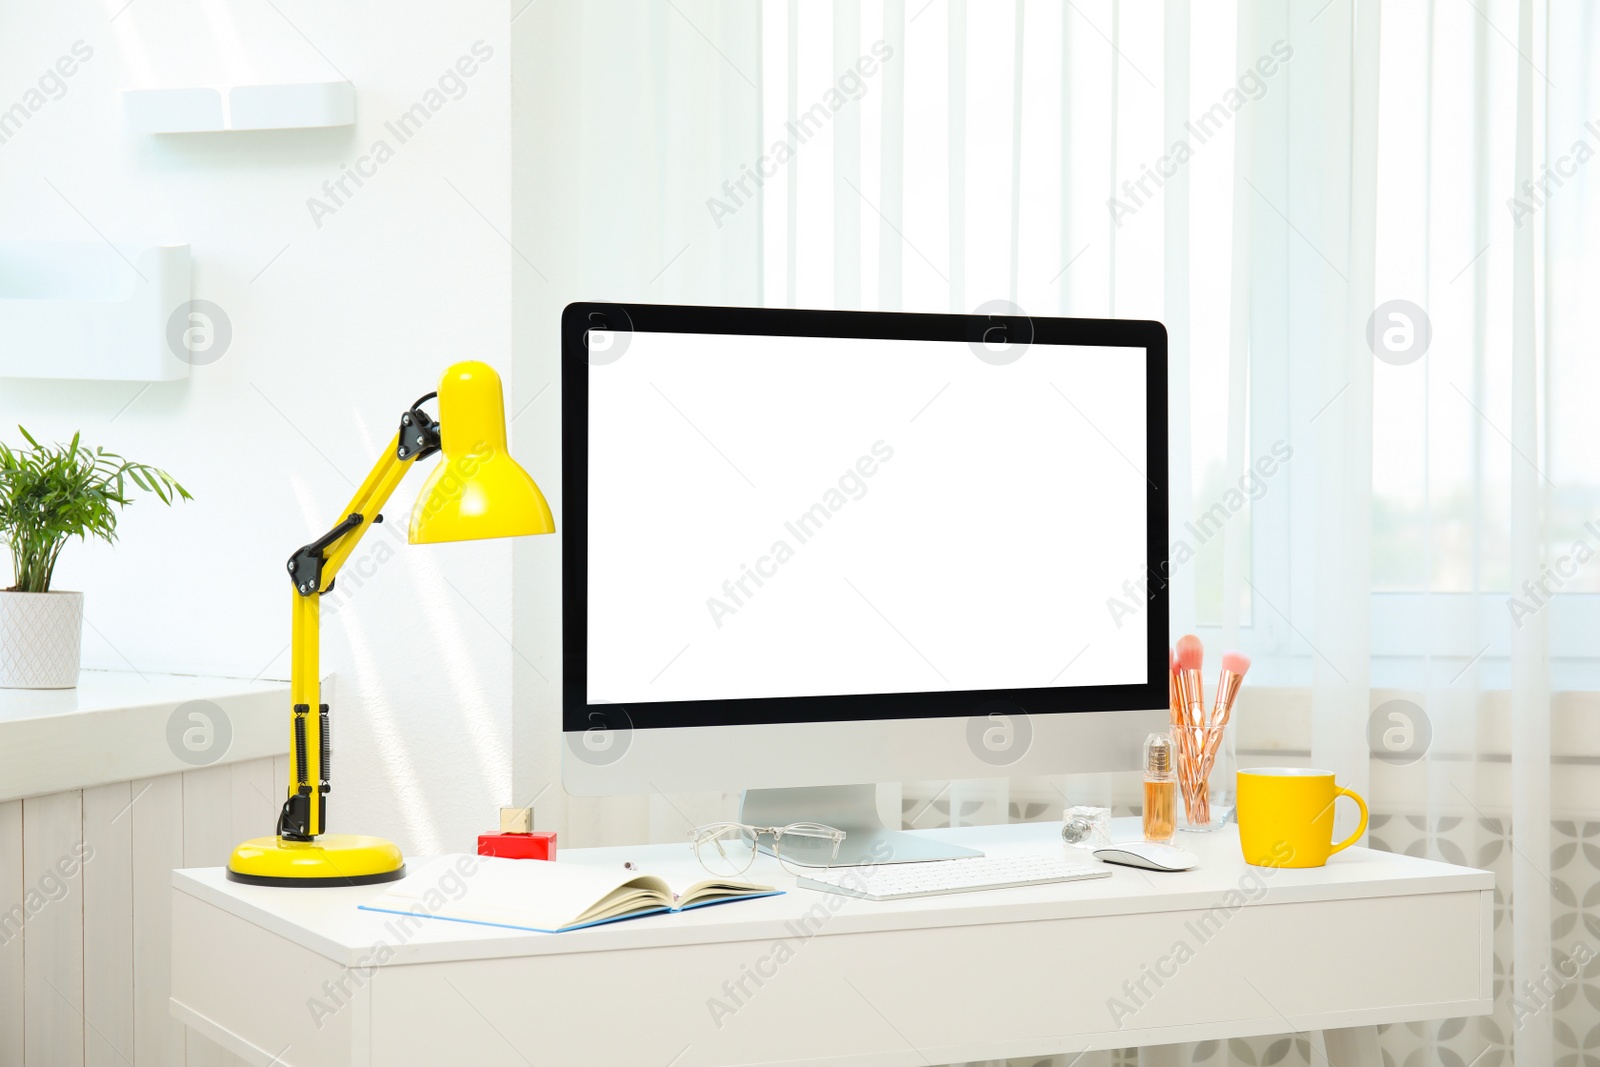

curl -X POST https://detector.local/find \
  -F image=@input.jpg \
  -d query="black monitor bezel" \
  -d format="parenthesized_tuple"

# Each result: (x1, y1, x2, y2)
(561, 302, 1170, 733)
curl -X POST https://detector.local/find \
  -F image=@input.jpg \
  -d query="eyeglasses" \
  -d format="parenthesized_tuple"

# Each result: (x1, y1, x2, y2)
(688, 821, 846, 877)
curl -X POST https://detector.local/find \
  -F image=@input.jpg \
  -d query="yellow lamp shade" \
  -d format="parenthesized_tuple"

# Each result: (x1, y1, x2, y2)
(408, 361, 556, 544)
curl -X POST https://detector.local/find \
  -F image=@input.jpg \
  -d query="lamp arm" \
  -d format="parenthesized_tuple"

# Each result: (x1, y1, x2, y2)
(279, 403, 438, 841)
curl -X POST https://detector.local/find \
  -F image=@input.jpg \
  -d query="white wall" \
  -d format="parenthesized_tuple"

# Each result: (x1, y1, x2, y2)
(0, 0, 521, 856)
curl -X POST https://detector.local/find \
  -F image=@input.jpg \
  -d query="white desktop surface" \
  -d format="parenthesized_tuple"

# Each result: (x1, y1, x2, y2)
(171, 819, 1492, 1066)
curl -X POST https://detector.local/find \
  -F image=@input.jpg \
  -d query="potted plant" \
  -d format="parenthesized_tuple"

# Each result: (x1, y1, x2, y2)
(0, 427, 190, 688)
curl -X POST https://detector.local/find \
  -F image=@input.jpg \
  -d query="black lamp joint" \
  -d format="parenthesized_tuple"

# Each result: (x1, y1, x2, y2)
(286, 512, 364, 596)
(398, 402, 441, 462)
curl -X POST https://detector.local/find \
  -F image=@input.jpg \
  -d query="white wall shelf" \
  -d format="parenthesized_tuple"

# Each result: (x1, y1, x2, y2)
(0, 241, 191, 382)
(121, 81, 355, 133)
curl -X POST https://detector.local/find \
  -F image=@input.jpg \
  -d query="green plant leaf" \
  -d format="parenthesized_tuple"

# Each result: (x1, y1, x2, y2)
(0, 427, 192, 592)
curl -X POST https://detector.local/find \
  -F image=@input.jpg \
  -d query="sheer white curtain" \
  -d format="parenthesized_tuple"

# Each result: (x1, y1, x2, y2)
(759, 1, 1598, 1064)
(526, 1, 1599, 1062)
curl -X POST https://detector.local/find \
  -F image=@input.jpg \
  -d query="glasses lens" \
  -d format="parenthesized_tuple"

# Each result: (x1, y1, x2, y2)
(692, 823, 758, 877)
(771, 823, 843, 875)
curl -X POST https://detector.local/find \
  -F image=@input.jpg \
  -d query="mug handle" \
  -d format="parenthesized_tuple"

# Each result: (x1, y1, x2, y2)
(1328, 786, 1370, 856)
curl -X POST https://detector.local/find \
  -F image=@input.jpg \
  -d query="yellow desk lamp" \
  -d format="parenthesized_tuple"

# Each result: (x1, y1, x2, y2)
(227, 361, 554, 887)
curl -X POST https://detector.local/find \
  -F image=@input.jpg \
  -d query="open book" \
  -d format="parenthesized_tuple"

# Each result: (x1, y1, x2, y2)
(357, 854, 780, 933)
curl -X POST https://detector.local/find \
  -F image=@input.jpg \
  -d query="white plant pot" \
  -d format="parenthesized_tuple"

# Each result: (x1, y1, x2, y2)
(0, 591, 84, 689)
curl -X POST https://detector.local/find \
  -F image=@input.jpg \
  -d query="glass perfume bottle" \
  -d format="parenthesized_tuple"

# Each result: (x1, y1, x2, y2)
(1143, 732, 1176, 844)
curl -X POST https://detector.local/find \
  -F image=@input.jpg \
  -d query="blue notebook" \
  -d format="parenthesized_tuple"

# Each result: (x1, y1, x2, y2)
(357, 854, 782, 934)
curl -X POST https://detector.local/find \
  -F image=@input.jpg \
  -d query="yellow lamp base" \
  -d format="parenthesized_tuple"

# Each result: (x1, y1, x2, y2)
(226, 834, 406, 888)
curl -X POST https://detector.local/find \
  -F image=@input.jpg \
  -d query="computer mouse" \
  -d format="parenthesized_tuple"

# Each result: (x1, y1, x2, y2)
(1093, 841, 1198, 872)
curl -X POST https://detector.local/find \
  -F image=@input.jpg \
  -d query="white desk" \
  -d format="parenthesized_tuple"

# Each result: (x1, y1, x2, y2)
(171, 819, 1492, 1067)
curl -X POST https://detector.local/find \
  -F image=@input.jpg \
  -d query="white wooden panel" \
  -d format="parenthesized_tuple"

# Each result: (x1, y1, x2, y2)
(182, 765, 245, 1067)
(272, 756, 291, 832)
(0, 799, 23, 1067)
(82, 782, 135, 1067)
(181, 766, 235, 870)
(130, 774, 184, 1067)
(230, 758, 278, 846)
(22, 790, 84, 1067)
(3, 763, 285, 1067)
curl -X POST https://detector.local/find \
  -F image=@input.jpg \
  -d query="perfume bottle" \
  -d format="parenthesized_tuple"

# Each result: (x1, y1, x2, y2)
(1143, 733, 1176, 844)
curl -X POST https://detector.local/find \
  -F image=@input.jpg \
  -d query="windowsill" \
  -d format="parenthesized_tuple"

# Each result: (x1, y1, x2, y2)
(1190, 640, 1600, 694)
(0, 669, 288, 801)
(1233, 684, 1600, 762)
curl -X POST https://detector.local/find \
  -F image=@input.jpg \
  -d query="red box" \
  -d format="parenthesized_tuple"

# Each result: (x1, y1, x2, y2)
(477, 830, 557, 861)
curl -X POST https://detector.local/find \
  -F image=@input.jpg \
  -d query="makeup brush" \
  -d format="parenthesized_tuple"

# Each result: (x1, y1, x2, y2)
(1168, 648, 1181, 726)
(1198, 649, 1252, 772)
(1211, 650, 1251, 728)
(1175, 634, 1206, 727)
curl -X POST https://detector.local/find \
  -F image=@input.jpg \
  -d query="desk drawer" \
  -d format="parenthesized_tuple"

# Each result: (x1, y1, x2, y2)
(366, 888, 1491, 1066)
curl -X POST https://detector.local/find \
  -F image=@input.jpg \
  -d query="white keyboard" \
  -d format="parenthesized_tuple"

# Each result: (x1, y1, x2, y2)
(796, 854, 1111, 900)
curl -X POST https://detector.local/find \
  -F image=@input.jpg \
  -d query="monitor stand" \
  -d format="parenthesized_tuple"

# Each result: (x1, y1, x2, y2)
(740, 784, 984, 868)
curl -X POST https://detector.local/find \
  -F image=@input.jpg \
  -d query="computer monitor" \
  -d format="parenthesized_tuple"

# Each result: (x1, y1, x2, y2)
(562, 303, 1168, 864)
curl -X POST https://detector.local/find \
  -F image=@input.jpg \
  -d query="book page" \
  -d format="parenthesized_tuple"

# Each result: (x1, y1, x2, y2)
(673, 878, 777, 909)
(366, 855, 671, 932)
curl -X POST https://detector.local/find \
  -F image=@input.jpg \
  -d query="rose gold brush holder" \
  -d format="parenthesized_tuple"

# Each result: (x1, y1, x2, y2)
(1174, 722, 1236, 832)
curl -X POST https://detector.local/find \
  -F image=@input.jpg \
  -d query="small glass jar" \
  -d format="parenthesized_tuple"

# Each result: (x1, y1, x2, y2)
(1061, 805, 1112, 850)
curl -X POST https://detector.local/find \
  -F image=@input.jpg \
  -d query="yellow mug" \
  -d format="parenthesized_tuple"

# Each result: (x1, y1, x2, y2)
(1236, 768, 1369, 868)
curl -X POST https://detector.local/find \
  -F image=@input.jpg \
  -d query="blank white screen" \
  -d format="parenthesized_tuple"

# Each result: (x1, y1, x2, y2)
(586, 331, 1148, 704)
